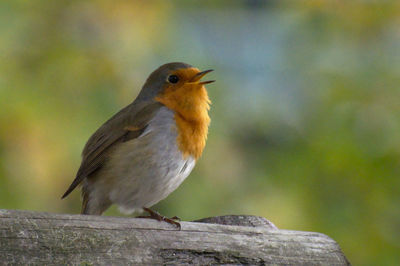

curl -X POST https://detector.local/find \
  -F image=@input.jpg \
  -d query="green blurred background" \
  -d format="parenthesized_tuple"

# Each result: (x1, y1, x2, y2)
(1, 0, 399, 264)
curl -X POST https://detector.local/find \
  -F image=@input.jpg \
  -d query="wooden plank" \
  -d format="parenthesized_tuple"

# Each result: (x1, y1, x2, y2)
(0, 209, 350, 265)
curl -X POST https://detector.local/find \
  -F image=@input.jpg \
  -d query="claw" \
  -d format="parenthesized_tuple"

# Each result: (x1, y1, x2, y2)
(170, 216, 181, 221)
(137, 208, 181, 229)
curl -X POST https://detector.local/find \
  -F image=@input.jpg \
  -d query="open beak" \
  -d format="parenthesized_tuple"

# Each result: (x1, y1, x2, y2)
(191, 69, 215, 85)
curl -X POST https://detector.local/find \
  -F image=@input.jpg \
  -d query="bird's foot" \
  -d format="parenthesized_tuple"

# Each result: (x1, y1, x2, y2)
(136, 207, 181, 229)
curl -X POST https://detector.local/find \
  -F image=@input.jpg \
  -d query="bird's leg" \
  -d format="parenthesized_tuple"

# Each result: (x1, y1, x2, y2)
(136, 207, 181, 229)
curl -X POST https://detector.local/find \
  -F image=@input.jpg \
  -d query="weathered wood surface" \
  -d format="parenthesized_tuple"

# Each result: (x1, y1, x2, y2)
(0, 209, 349, 265)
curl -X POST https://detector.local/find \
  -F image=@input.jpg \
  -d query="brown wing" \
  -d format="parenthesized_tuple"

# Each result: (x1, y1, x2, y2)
(61, 101, 163, 199)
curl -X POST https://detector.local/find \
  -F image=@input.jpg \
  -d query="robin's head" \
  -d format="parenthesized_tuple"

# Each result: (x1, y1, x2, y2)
(138, 62, 214, 121)
(138, 62, 214, 101)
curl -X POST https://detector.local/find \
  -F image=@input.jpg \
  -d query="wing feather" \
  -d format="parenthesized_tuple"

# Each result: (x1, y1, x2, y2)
(61, 101, 163, 199)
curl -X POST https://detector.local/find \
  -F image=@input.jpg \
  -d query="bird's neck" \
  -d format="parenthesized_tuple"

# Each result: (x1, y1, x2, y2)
(155, 87, 211, 160)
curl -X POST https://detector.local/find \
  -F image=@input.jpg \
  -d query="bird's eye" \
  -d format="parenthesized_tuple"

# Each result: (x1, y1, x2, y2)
(168, 75, 179, 84)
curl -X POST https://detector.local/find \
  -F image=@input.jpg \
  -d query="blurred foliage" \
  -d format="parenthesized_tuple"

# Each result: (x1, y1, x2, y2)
(1, 0, 399, 265)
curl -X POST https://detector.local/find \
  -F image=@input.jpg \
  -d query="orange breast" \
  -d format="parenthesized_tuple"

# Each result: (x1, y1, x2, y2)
(155, 82, 210, 160)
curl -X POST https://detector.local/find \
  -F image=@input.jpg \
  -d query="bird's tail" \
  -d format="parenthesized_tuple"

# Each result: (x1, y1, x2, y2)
(80, 189, 111, 215)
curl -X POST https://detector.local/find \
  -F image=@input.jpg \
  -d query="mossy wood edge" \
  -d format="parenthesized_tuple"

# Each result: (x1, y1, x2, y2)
(0, 209, 349, 265)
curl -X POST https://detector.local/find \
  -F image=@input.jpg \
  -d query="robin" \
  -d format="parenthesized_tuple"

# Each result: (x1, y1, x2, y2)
(62, 62, 214, 228)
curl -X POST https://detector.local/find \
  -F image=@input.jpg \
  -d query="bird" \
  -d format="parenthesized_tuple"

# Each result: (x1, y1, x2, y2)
(62, 62, 214, 228)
